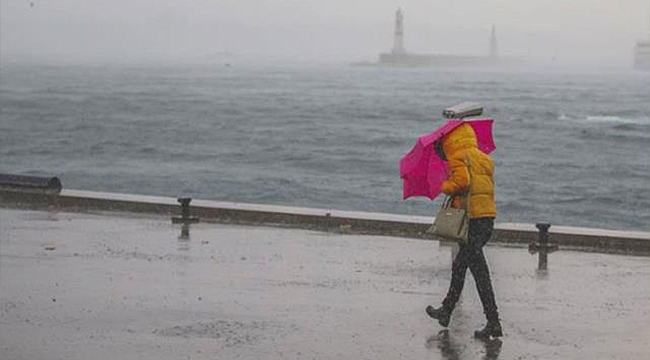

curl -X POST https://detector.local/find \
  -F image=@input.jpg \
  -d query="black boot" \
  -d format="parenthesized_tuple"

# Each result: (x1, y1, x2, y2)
(474, 319, 503, 338)
(425, 305, 451, 327)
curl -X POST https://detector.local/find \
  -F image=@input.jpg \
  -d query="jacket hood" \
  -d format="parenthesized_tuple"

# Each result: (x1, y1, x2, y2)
(442, 123, 478, 158)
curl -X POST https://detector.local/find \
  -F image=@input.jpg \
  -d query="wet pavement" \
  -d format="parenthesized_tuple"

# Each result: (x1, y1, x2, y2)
(1, 208, 649, 360)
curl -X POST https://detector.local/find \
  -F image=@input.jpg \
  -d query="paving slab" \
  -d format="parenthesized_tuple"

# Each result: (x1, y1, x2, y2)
(1, 209, 649, 360)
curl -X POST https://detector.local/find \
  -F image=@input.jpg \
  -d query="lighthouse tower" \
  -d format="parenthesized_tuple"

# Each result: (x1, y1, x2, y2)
(489, 24, 498, 58)
(392, 8, 406, 55)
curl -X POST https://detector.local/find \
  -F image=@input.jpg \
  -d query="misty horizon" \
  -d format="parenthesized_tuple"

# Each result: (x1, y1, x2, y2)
(1, 0, 649, 68)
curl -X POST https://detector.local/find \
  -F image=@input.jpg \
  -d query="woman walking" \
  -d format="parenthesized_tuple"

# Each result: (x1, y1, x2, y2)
(425, 123, 502, 338)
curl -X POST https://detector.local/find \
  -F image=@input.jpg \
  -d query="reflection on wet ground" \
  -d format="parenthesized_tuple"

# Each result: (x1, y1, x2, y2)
(425, 330, 502, 360)
(1, 209, 648, 359)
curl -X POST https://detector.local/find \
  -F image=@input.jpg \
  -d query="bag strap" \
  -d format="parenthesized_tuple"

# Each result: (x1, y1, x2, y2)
(466, 157, 471, 215)
(440, 194, 453, 209)
(438, 156, 472, 211)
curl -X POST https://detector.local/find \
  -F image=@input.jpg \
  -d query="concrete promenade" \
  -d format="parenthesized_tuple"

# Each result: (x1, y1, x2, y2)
(1, 208, 649, 360)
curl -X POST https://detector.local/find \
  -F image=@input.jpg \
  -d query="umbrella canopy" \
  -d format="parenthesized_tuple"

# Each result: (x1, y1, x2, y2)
(399, 119, 496, 200)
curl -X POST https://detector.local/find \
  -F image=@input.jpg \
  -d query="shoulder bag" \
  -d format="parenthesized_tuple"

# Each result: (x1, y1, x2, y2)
(427, 158, 471, 244)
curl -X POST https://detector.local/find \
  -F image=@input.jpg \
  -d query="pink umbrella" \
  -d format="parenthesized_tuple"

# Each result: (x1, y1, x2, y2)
(399, 119, 496, 200)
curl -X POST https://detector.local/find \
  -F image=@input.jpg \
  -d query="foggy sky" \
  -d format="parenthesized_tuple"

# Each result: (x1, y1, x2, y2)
(1, 0, 649, 66)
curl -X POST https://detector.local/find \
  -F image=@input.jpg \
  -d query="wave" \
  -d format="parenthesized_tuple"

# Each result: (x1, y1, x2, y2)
(583, 115, 650, 126)
(558, 114, 650, 129)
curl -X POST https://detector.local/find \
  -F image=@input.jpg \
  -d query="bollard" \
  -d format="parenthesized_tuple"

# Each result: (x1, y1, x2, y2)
(171, 197, 200, 224)
(180, 198, 191, 219)
(528, 221, 559, 270)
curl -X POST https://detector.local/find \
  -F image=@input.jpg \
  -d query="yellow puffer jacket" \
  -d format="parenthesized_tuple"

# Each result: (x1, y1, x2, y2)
(441, 123, 497, 219)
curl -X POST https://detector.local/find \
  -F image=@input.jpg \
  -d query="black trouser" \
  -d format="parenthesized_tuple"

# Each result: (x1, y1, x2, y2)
(442, 217, 499, 321)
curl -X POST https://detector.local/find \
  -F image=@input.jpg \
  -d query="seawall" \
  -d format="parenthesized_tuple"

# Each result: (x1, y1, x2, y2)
(0, 188, 647, 256)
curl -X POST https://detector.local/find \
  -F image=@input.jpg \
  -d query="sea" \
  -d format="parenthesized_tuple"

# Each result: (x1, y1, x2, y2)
(1, 61, 648, 232)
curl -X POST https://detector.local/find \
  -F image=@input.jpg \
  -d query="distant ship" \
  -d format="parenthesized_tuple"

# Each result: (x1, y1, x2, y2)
(633, 40, 649, 71)
(355, 8, 502, 67)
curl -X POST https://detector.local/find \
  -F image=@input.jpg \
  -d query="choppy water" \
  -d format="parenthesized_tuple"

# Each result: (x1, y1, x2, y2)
(1, 62, 648, 231)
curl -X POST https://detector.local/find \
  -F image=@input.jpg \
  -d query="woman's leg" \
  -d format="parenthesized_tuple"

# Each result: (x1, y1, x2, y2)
(441, 218, 493, 312)
(467, 218, 503, 337)
(427, 241, 472, 326)
(466, 218, 499, 321)
(441, 242, 472, 312)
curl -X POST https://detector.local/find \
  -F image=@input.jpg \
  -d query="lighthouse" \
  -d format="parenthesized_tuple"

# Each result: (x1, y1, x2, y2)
(375, 9, 506, 67)
(391, 8, 406, 55)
